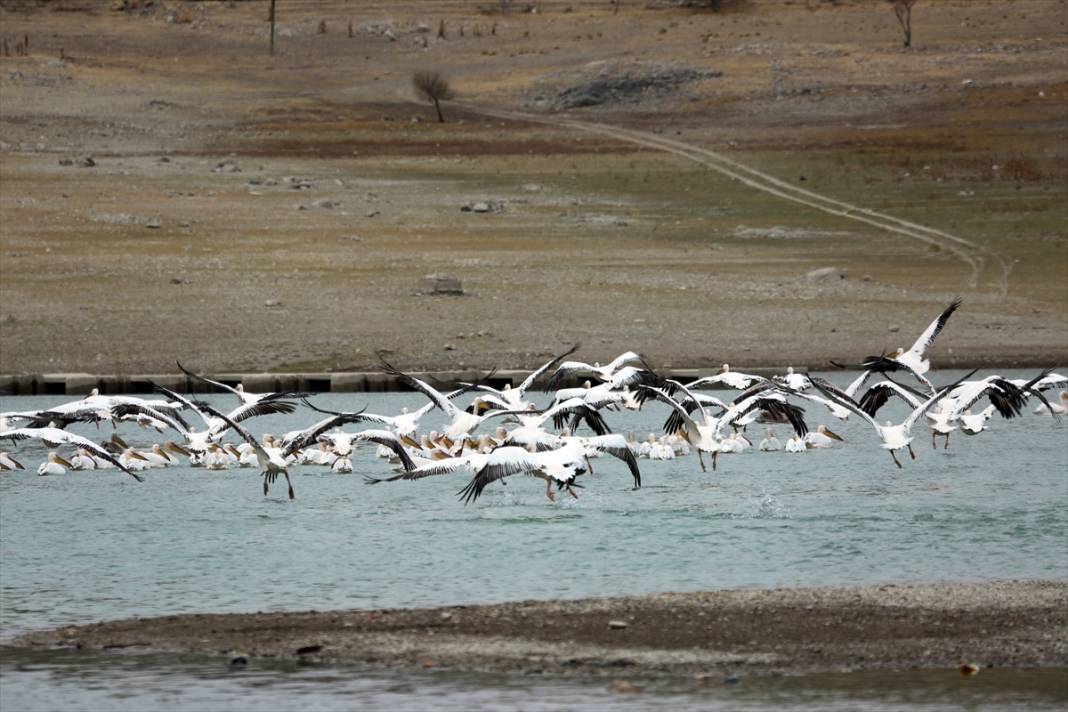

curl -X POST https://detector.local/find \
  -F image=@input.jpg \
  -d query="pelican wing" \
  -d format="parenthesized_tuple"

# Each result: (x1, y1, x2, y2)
(380, 360, 459, 418)
(196, 404, 271, 466)
(110, 403, 189, 435)
(907, 298, 961, 358)
(352, 430, 417, 472)
(366, 455, 478, 484)
(605, 351, 643, 373)
(458, 446, 542, 504)
(544, 360, 597, 391)
(808, 376, 881, 432)
(176, 360, 244, 401)
(581, 434, 641, 489)
(518, 342, 581, 393)
(282, 409, 369, 457)
(0, 427, 143, 482)
(638, 385, 701, 436)
(857, 381, 923, 417)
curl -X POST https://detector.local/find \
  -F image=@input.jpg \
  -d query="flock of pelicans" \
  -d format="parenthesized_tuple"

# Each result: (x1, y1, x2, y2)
(1, 299, 1065, 503)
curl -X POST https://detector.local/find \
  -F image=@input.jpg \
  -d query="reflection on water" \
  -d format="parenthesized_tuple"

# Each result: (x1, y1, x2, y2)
(1, 648, 1065, 712)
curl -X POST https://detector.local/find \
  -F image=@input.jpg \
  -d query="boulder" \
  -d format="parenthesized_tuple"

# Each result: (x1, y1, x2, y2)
(418, 274, 464, 296)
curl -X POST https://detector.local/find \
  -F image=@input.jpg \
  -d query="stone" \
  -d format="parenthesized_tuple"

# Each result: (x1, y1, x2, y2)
(607, 619, 628, 629)
(805, 267, 847, 282)
(309, 199, 339, 210)
(417, 274, 464, 296)
(609, 680, 642, 693)
(264, 299, 281, 308)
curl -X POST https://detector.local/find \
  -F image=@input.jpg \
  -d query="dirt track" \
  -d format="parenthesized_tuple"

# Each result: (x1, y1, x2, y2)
(0, 0, 1065, 374)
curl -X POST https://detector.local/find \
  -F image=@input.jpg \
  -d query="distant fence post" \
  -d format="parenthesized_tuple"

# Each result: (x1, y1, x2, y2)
(269, 0, 277, 55)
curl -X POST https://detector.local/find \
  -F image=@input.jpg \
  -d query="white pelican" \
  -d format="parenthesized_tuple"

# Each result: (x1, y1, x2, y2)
(0, 451, 25, 471)
(810, 375, 959, 468)
(331, 456, 353, 474)
(457, 442, 588, 503)
(784, 435, 806, 453)
(69, 449, 100, 470)
(851, 298, 962, 392)
(0, 427, 144, 481)
(38, 452, 73, 476)
(774, 366, 810, 392)
(544, 350, 649, 391)
(1034, 391, 1068, 416)
(381, 361, 542, 440)
(758, 428, 781, 452)
(682, 364, 766, 391)
(119, 448, 152, 471)
(959, 406, 996, 435)
(198, 404, 297, 498)
(804, 425, 844, 449)
(177, 361, 306, 408)
(462, 343, 580, 410)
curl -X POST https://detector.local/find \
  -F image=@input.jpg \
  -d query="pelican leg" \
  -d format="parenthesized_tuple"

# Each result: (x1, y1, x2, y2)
(697, 450, 707, 473)
(712, 450, 718, 472)
(285, 472, 295, 500)
(890, 450, 902, 469)
(931, 430, 937, 450)
(585, 455, 595, 477)
(567, 486, 579, 500)
(944, 433, 950, 450)
(907, 443, 916, 460)
(545, 480, 556, 502)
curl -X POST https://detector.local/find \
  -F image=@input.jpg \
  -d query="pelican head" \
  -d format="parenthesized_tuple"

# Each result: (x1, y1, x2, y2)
(48, 452, 74, 468)
(818, 424, 844, 441)
(165, 441, 191, 457)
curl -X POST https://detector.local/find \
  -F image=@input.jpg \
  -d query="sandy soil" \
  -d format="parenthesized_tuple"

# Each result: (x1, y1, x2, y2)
(11, 581, 1066, 678)
(0, 0, 1065, 374)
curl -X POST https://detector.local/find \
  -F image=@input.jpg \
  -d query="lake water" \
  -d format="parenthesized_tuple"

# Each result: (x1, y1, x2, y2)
(2, 371, 1066, 709)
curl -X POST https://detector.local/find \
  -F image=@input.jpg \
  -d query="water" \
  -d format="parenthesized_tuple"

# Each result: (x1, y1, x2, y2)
(2, 371, 1066, 708)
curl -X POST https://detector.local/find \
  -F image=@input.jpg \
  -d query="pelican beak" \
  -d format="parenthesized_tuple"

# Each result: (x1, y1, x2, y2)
(129, 451, 150, 461)
(225, 444, 241, 457)
(111, 434, 129, 449)
(56, 456, 74, 468)
(167, 442, 191, 457)
(400, 434, 420, 449)
(824, 428, 844, 442)
(11, 457, 24, 470)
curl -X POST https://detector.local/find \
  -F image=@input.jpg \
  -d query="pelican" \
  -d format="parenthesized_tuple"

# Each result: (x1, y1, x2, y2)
(784, 435, 806, 453)
(851, 299, 962, 392)
(804, 425, 844, 449)
(37, 452, 73, 476)
(758, 428, 781, 452)
(682, 364, 766, 391)
(176, 361, 306, 408)
(0, 427, 144, 481)
(774, 367, 810, 392)
(462, 343, 580, 409)
(69, 449, 100, 470)
(544, 350, 649, 390)
(959, 406, 996, 435)
(1034, 391, 1068, 416)
(457, 442, 589, 503)
(0, 452, 25, 471)
(810, 375, 959, 468)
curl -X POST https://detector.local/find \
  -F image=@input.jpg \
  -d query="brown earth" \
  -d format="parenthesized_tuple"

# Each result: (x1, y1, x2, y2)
(0, 0, 1065, 375)
(11, 581, 1067, 678)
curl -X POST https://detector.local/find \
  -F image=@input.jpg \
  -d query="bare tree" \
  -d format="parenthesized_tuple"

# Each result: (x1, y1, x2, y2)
(413, 70, 455, 123)
(889, 0, 918, 47)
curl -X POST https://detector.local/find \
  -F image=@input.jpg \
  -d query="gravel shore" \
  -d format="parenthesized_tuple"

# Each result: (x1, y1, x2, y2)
(11, 581, 1067, 678)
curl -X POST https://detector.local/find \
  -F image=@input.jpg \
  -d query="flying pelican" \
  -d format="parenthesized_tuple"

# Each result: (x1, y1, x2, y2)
(849, 298, 962, 392)
(461, 343, 580, 410)
(810, 375, 960, 468)
(457, 442, 589, 503)
(681, 364, 766, 391)
(197, 404, 297, 499)
(543, 350, 650, 391)
(0, 427, 144, 481)
(176, 361, 306, 408)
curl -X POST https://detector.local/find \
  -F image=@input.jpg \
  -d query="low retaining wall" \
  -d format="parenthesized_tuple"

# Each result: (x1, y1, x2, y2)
(0, 368, 793, 396)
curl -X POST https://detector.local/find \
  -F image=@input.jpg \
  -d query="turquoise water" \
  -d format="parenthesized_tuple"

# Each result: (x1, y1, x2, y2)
(1, 370, 1066, 708)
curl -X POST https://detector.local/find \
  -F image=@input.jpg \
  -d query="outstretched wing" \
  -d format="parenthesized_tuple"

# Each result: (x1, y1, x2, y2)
(0, 427, 143, 482)
(380, 359, 459, 418)
(908, 298, 962, 358)
(518, 343, 581, 394)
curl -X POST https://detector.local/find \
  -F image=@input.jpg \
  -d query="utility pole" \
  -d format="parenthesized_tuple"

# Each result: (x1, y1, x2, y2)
(269, 0, 277, 55)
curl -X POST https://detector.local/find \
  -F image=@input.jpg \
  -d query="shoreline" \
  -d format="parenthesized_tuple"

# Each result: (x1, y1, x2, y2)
(1, 357, 1065, 396)
(9, 581, 1067, 679)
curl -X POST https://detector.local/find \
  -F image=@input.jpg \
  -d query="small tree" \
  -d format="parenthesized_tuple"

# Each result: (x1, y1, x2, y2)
(889, 0, 918, 47)
(413, 70, 455, 123)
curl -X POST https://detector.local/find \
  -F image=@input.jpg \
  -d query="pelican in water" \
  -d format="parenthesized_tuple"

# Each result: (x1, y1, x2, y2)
(1, 427, 144, 481)
(758, 428, 781, 452)
(804, 424, 844, 449)
(37, 452, 73, 476)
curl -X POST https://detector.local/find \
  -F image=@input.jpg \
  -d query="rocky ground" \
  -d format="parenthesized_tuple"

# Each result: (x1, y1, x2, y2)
(11, 581, 1067, 679)
(0, 0, 1064, 374)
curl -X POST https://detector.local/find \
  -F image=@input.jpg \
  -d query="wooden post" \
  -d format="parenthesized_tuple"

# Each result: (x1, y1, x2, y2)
(269, 0, 276, 55)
